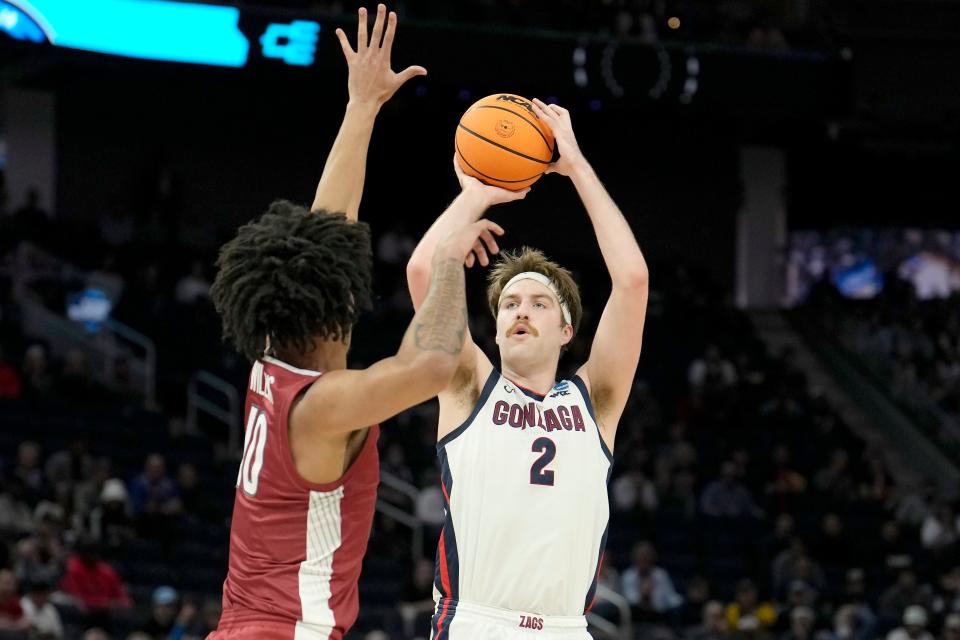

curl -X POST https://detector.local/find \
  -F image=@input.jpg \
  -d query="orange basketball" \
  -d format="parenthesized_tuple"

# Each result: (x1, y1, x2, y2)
(455, 93, 555, 191)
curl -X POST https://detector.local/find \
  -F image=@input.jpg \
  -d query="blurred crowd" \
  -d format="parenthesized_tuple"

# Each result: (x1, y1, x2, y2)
(3, 190, 960, 640)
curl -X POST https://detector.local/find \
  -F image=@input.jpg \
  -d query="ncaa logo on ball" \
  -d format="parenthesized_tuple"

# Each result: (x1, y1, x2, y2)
(495, 119, 516, 138)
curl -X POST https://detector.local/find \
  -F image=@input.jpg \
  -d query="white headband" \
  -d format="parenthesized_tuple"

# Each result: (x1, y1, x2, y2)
(498, 271, 572, 325)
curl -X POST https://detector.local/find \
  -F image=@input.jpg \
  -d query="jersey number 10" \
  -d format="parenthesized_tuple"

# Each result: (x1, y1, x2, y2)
(237, 406, 269, 496)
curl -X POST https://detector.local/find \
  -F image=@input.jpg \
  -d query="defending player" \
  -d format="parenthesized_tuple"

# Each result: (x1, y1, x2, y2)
(406, 99, 649, 638)
(206, 6, 519, 639)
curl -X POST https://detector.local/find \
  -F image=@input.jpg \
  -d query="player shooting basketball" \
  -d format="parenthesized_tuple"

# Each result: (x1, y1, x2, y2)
(406, 99, 649, 639)
(206, 6, 519, 640)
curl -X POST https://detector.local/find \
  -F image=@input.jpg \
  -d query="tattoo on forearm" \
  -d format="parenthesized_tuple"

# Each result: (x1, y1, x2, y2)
(413, 257, 467, 355)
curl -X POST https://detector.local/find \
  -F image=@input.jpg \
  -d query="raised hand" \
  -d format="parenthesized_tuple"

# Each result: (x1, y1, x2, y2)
(530, 98, 586, 177)
(453, 153, 530, 207)
(436, 219, 505, 270)
(335, 4, 427, 108)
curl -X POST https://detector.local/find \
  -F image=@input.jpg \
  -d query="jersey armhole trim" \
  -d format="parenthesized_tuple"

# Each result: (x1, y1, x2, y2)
(436, 369, 499, 451)
(281, 376, 380, 492)
(571, 375, 614, 464)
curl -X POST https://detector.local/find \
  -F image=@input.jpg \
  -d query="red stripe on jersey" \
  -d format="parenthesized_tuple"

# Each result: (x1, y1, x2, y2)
(437, 531, 452, 596)
(435, 597, 451, 638)
(440, 478, 450, 503)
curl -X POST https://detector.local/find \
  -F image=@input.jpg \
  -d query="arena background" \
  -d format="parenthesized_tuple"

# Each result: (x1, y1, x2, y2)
(1, 1, 960, 639)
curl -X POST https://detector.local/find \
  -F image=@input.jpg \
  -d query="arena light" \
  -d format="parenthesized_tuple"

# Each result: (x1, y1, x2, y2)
(0, 0, 329, 68)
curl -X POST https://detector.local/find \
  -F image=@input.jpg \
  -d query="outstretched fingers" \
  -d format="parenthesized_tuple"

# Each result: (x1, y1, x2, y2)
(370, 4, 387, 49)
(334, 28, 355, 60)
(381, 10, 398, 53)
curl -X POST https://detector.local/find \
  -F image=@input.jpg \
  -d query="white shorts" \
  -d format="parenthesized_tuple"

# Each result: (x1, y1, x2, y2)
(430, 599, 590, 640)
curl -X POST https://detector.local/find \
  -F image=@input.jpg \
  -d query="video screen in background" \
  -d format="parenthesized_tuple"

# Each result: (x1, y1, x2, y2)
(786, 228, 960, 306)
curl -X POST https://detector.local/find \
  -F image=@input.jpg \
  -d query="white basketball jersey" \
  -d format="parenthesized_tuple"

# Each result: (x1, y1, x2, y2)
(433, 370, 612, 618)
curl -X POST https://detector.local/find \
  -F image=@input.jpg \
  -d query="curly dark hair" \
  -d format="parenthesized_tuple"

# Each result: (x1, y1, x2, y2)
(210, 200, 373, 362)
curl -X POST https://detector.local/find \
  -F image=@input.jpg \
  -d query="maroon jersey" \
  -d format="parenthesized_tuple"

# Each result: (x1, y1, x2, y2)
(213, 356, 380, 640)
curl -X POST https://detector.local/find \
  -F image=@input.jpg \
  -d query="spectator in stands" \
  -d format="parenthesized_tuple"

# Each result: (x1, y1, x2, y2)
(870, 520, 915, 572)
(0, 490, 32, 535)
(764, 445, 807, 511)
(895, 481, 937, 527)
(879, 569, 933, 623)
(45, 438, 94, 506)
(859, 454, 895, 505)
(21, 344, 53, 399)
(12, 534, 63, 588)
(170, 598, 221, 640)
(679, 577, 714, 628)
(174, 260, 210, 305)
(701, 461, 764, 519)
(943, 614, 960, 640)
(815, 513, 854, 567)
(59, 538, 132, 627)
(85, 478, 135, 548)
(72, 457, 112, 526)
(81, 628, 110, 640)
(137, 585, 178, 639)
(11, 441, 48, 508)
(725, 579, 777, 634)
(934, 566, 960, 617)
(621, 541, 683, 620)
(0, 569, 29, 632)
(920, 504, 959, 552)
(782, 605, 816, 640)
(20, 577, 63, 639)
(762, 513, 797, 564)
(175, 463, 211, 521)
(0, 344, 22, 399)
(33, 502, 67, 554)
(824, 604, 873, 640)
(689, 345, 738, 392)
(813, 449, 856, 503)
(612, 467, 659, 517)
(887, 606, 934, 640)
(663, 468, 699, 521)
(128, 454, 180, 538)
(775, 554, 825, 602)
(687, 600, 727, 640)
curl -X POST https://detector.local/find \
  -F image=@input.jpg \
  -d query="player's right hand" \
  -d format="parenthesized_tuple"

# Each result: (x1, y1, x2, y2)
(436, 219, 505, 269)
(453, 153, 530, 207)
(335, 4, 427, 108)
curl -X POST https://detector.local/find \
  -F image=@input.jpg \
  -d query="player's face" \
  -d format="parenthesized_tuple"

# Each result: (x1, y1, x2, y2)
(495, 279, 572, 368)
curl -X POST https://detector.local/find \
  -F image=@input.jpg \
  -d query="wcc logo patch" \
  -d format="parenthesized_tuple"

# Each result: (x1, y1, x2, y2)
(549, 381, 570, 398)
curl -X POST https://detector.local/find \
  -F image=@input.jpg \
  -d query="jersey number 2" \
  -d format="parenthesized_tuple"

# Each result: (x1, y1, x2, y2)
(530, 437, 556, 486)
(237, 406, 269, 496)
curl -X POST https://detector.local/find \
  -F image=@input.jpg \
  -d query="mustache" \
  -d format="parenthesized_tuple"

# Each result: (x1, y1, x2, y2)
(508, 321, 539, 337)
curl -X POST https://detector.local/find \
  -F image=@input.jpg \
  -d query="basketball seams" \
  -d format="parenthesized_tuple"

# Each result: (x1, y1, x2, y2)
(457, 123, 551, 166)
(454, 140, 543, 188)
(472, 104, 555, 155)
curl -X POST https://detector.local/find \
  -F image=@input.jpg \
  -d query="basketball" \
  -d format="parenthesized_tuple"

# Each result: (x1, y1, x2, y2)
(455, 93, 555, 191)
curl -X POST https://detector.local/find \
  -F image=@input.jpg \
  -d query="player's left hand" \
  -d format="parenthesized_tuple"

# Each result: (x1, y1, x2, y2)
(335, 4, 427, 108)
(452, 153, 530, 208)
(530, 98, 586, 177)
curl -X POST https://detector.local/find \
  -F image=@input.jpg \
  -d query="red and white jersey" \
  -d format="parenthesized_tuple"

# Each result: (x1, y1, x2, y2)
(215, 356, 380, 640)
